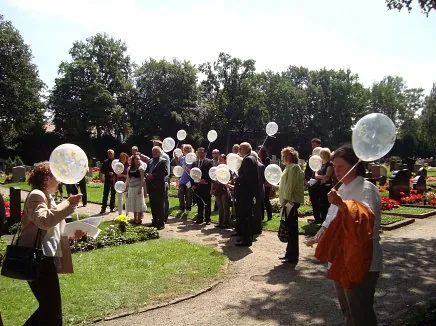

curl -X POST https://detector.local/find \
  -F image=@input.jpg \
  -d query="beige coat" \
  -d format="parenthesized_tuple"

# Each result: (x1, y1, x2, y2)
(19, 189, 75, 273)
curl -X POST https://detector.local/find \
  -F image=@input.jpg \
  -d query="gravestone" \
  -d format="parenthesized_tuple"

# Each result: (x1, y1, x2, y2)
(412, 175, 426, 194)
(379, 165, 388, 186)
(11, 166, 26, 182)
(371, 164, 381, 179)
(389, 169, 410, 201)
(413, 164, 422, 175)
(9, 187, 21, 224)
(403, 157, 416, 173)
(394, 162, 402, 171)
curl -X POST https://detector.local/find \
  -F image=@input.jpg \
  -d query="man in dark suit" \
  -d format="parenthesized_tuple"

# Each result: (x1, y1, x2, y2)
(234, 142, 260, 247)
(304, 138, 322, 223)
(100, 149, 116, 214)
(191, 147, 213, 225)
(146, 146, 168, 230)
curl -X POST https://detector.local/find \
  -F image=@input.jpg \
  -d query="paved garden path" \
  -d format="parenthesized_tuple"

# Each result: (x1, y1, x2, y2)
(2, 187, 435, 325)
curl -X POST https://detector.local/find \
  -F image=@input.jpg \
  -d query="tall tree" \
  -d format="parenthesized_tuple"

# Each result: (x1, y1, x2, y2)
(386, 0, 436, 15)
(420, 83, 436, 153)
(130, 58, 199, 140)
(199, 53, 268, 149)
(0, 14, 45, 150)
(47, 33, 132, 140)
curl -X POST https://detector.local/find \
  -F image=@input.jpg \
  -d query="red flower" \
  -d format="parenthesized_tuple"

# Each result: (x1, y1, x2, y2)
(399, 191, 405, 197)
(4, 201, 10, 219)
(381, 198, 399, 211)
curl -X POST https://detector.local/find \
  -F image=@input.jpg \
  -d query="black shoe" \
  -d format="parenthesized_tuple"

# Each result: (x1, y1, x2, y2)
(279, 256, 288, 260)
(235, 241, 252, 247)
(194, 220, 203, 224)
(282, 259, 298, 264)
(205, 221, 211, 225)
(145, 223, 155, 227)
(100, 209, 106, 214)
(157, 226, 165, 230)
(110, 208, 116, 213)
(230, 232, 240, 237)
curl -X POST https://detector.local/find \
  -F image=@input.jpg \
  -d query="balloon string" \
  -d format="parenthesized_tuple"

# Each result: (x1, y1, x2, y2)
(192, 191, 207, 207)
(260, 136, 269, 150)
(74, 183, 80, 221)
(207, 142, 211, 151)
(333, 160, 361, 190)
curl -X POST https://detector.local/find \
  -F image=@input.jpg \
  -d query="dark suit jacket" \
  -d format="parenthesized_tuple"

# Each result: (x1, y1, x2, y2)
(146, 157, 168, 195)
(191, 158, 213, 189)
(235, 154, 260, 202)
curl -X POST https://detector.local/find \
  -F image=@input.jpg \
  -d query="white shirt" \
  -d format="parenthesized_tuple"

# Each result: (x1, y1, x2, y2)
(322, 176, 382, 271)
(42, 196, 63, 257)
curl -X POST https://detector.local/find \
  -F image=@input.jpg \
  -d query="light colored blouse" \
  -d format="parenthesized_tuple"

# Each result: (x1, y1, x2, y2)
(278, 163, 305, 205)
(322, 176, 382, 272)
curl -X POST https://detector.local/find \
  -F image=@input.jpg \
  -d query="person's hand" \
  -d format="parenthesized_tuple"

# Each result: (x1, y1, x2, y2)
(327, 188, 344, 207)
(109, 172, 114, 176)
(137, 190, 142, 195)
(192, 185, 196, 191)
(199, 179, 207, 184)
(67, 194, 82, 206)
(304, 236, 316, 247)
(146, 173, 153, 180)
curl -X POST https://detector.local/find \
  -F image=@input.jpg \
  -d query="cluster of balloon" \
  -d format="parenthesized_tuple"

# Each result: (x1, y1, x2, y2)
(177, 129, 187, 141)
(185, 152, 197, 164)
(190, 167, 202, 182)
(49, 144, 88, 184)
(208, 166, 218, 181)
(162, 137, 176, 153)
(216, 164, 231, 184)
(173, 148, 183, 158)
(266, 122, 278, 137)
(114, 181, 126, 194)
(226, 153, 242, 172)
(264, 164, 282, 185)
(352, 113, 396, 162)
(207, 130, 218, 142)
(173, 166, 184, 178)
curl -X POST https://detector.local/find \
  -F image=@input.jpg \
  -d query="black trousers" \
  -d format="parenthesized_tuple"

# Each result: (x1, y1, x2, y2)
(25, 257, 62, 326)
(264, 187, 273, 220)
(285, 203, 300, 262)
(102, 181, 116, 210)
(149, 191, 165, 228)
(235, 198, 254, 244)
(195, 185, 211, 222)
(68, 177, 87, 205)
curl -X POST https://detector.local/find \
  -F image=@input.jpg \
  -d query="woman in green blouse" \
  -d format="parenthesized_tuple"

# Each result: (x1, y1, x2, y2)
(278, 147, 305, 264)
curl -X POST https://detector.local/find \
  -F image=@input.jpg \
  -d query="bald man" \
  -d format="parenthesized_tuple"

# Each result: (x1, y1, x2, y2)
(100, 149, 116, 214)
(145, 146, 168, 229)
(234, 142, 260, 246)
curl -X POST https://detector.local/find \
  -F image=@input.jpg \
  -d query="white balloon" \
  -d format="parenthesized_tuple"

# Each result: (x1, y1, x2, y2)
(162, 137, 176, 153)
(309, 155, 323, 172)
(352, 113, 396, 162)
(114, 162, 124, 175)
(207, 130, 218, 142)
(185, 152, 197, 165)
(114, 181, 126, 193)
(264, 164, 282, 185)
(190, 167, 202, 182)
(177, 129, 187, 141)
(111, 159, 119, 171)
(216, 167, 231, 184)
(49, 143, 88, 184)
(209, 166, 218, 181)
(226, 153, 242, 172)
(173, 166, 184, 178)
(266, 122, 278, 136)
(312, 147, 322, 156)
(173, 148, 182, 158)
(217, 164, 229, 170)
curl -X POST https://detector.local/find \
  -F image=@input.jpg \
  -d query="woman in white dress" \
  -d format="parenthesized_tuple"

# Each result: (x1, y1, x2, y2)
(125, 154, 147, 224)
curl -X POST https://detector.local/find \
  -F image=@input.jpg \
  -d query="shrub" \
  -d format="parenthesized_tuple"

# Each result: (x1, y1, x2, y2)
(0, 236, 7, 265)
(69, 224, 159, 253)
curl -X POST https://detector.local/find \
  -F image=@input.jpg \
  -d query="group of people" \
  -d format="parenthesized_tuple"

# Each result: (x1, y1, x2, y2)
(99, 140, 170, 229)
(14, 134, 382, 325)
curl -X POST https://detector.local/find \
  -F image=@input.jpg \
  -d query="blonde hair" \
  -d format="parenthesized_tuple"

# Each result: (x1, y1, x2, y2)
(281, 147, 299, 164)
(319, 148, 332, 161)
(182, 144, 194, 154)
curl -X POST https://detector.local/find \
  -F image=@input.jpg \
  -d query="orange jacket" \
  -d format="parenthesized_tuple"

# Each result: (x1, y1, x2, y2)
(315, 200, 375, 288)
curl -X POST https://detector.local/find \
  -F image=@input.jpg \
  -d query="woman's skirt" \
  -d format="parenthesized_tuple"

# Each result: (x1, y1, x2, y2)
(126, 186, 147, 213)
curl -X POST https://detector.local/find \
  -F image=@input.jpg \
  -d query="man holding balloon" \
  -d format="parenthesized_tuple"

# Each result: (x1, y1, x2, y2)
(191, 147, 213, 225)
(100, 149, 116, 214)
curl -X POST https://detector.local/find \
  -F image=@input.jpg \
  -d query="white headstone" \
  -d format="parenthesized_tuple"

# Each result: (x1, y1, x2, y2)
(12, 166, 26, 182)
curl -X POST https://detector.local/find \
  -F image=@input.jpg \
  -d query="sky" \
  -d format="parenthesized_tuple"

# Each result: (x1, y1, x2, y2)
(1, 0, 436, 93)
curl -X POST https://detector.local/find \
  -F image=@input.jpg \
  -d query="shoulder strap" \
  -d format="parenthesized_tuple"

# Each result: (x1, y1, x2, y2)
(14, 190, 43, 249)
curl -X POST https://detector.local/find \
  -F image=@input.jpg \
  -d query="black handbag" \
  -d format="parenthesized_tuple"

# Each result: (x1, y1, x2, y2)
(1, 197, 43, 281)
(277, 208, 289, 243)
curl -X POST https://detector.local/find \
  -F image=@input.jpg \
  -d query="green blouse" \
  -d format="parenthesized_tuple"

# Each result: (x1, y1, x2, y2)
(278, 163, 305, 205)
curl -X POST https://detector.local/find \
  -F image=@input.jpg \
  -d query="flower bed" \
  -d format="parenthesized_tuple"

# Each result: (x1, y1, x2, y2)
(382, 205, 436, 219)
(381, 214, 405, 225)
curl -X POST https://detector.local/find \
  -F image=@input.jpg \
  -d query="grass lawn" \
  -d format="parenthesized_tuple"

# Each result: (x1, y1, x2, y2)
(391, 206, 436, 215)
(381, 214, 405, 225)
(263, 213, 321, 236)
(0, 238, 227, 325)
